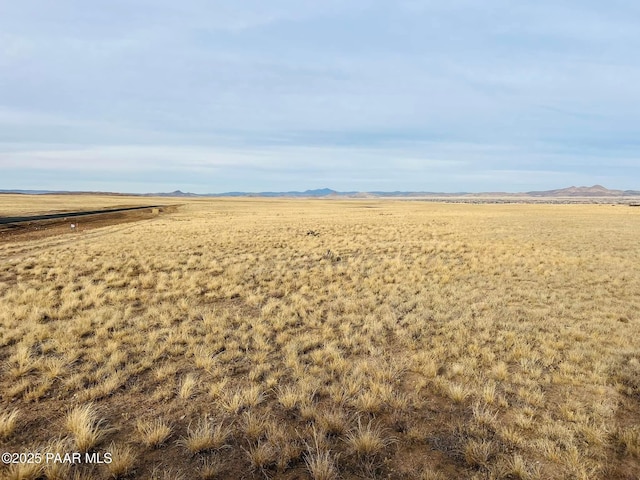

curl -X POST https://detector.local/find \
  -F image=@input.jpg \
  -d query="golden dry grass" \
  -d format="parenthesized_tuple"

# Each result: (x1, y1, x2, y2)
(65, 404, 110, 452)
(136, 418, 173, 448)
(1, 197, 639, 479)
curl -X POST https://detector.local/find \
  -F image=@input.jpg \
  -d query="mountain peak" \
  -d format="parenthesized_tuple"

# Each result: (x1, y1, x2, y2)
(304, 188, 336, 195)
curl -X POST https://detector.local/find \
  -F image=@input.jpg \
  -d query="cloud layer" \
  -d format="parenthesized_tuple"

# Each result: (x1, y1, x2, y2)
(1, 1, 638, 192)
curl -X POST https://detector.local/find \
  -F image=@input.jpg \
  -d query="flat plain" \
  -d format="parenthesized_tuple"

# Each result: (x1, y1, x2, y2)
(0, 196, 639, 479)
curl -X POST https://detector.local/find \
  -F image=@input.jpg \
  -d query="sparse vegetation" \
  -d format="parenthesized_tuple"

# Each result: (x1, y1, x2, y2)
(106, 442, 137, 478)
(136, 418, 173, 448)
(346, 417, 393, 457)
(0, 408, 19, 439)
(65, 404, 109, 452)
(1, 197, 639, 478)
(179, 419, 232, 454)
(199, 455, 224, 479)
(304, 449, 338, 480)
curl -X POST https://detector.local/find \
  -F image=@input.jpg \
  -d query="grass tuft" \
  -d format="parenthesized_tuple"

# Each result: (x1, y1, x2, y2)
(345, 417, 394, 457)
(0, 408, 19, 439)
(136, 418, 172, 448)
(106, 441, 137, 478)
(65, 403, 109, 452)
(304, 449, 338, 480)
(179, 419, 232, 454)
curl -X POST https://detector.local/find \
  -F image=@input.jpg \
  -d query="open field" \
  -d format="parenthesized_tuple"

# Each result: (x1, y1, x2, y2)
(1, 197, 639, 479)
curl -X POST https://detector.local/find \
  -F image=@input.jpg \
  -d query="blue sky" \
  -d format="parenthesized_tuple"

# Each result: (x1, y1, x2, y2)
(1, 1, 639, 193)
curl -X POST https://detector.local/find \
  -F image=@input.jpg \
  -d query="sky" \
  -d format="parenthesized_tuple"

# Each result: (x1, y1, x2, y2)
(1, 0, 639, 193)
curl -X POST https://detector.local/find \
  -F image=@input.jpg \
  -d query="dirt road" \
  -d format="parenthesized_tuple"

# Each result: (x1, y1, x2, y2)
(0, 205, 176, 243)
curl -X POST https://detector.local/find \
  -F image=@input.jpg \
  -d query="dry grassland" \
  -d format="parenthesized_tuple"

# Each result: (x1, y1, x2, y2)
(0, 197, 639, 479)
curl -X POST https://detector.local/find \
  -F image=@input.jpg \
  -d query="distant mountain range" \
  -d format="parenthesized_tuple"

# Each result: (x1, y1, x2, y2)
(143, 188, 353, 198)
(133, 185, 640, 197)
(525, 185, 640, 197)
(2, 185, 640, 198)
(0, 189, 55, 195)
